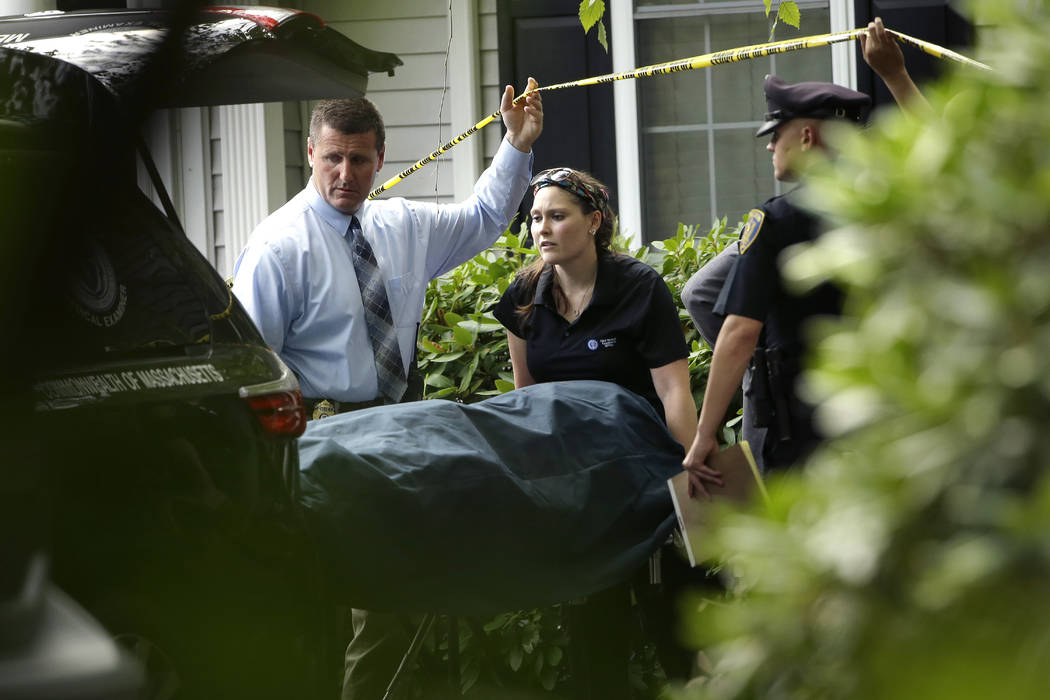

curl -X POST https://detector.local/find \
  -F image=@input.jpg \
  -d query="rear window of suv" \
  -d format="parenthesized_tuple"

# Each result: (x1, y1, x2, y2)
(36, 185, 228, 367)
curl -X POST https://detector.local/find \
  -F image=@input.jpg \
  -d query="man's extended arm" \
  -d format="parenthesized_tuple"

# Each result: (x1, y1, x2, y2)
(861, 16, 931, 115)
(421, 78, 544, 278)
(681, 245, 739, 348)
(682, 313, 763, 496)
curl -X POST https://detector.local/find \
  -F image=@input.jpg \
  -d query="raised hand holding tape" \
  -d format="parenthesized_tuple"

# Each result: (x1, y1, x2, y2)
(368, 26, 989, 200)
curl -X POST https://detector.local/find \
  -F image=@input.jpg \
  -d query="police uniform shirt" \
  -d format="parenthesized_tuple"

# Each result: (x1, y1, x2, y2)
(494, 252, 688, 415)
(719, 193, 842, 355)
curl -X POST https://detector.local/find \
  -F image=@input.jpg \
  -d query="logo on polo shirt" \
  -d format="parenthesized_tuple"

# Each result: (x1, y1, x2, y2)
(587, 337, 617, 351)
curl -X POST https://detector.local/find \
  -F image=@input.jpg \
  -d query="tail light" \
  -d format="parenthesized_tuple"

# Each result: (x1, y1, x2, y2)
(239, 363, 307, 437)
(244, 389, 307, 437)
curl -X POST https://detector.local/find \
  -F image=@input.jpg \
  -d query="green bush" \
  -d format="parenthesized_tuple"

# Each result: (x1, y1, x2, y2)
(676, 2, 1050, 698)
(412, 217, 737, 696)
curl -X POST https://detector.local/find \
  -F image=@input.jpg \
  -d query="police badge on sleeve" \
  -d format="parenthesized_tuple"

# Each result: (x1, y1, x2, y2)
(739, 208, 765, 254)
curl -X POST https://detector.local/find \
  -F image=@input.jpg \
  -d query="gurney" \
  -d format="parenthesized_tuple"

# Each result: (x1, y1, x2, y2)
(298, 379, 684, 614)
(298, 380, 686, 697)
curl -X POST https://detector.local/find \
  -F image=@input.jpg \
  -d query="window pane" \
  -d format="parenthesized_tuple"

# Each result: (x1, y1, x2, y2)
(713, 126, 771, 228)
(709, 12, 772, 124)
(636, 15, 709, 126)
(642, 131, 710, 239)
(767, 13, 834, 85)
(636, 4, 832, 242)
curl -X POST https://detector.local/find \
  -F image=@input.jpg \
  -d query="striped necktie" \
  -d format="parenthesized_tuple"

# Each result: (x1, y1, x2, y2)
(348, 216, 407, 403)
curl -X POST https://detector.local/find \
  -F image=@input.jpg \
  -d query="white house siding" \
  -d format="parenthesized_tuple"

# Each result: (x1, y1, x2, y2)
(283, 101, 309, 199)
(478, 0, 502, 171)
(209, 106, 226, 276)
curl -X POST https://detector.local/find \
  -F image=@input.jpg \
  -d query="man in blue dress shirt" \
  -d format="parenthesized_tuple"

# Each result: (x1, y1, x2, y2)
(232, 81, 542, 699)
(233, 79, 543, 412)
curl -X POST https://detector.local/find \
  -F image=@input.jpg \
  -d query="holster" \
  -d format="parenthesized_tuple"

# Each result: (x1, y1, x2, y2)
(765, 346, 793, 442)
(746, 348, 773, 429)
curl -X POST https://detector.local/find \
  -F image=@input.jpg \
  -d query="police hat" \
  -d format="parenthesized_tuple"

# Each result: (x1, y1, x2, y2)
(756, 75, 872, 137)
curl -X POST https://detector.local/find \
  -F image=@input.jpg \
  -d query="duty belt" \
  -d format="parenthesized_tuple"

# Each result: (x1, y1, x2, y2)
(304, 396, 387, 421)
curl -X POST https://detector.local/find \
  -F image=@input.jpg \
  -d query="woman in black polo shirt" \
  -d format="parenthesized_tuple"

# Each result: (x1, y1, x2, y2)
(494, 168, 700, 694)
(493, 167, 697, 450)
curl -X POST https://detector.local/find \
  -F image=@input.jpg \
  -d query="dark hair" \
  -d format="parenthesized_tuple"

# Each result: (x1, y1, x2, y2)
(515, 169, 616, 322)
(309, 98, 385, 152)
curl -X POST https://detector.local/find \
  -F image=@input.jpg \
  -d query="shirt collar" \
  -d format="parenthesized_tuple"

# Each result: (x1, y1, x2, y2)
(305, 179, 359, 238)
(533, 265, 556, 307)
(590, 252, 618, 307)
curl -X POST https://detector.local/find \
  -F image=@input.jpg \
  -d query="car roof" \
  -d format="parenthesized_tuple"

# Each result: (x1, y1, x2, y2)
(0, 6, 402, 107)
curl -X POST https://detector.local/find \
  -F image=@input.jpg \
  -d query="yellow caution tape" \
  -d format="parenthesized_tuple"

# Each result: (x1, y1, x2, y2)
(368, 27, 990, 199)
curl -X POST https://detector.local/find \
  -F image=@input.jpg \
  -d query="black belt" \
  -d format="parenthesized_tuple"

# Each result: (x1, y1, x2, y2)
(304, 396, 388, 421)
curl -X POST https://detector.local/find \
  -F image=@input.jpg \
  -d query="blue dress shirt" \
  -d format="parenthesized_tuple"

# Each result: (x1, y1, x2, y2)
(232, 137, 532, 402)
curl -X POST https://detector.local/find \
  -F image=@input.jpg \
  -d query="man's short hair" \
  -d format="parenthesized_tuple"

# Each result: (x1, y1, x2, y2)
(309, 98, 385, 152)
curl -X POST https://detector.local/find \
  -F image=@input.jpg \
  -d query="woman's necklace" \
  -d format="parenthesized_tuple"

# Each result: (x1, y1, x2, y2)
(561, 277, 596, 321)
(555, 263, 597, 322)
(568, 285, 594, 319)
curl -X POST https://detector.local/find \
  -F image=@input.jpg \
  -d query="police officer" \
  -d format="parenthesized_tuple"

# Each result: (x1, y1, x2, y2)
(682, 75, 871, 491)
(680, 17, 924, 483)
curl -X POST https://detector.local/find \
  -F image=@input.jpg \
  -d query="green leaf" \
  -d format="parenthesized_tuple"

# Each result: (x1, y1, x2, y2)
(459, 319, 503, 334)
(420, 338, 446, 354)
(578, 0, 604, 34)
(431, 351, 467, 363)
(540, 665, 558, 691)
(597, 18, 609, 52)
(521, 624, 540, 650)
(546, 645, 563, 667)
(777, 1, 801, 28)
(452, 325, 474, 348)
(495, 379, 516, 393)
(763, 0, 773, 16)
(509, 645, 523, 671)
(443, 311, 465, 326)
(483, 613, 512, 632)
(425, 372, 454, 389)
(458, 355, 480, 393)
(460, 656, 480, 694)
(721, 424, 737, 444)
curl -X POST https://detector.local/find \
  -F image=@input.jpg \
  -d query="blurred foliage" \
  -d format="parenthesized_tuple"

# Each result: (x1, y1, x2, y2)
(412, 218, 737, 696)
(676, 2, 1050, 698)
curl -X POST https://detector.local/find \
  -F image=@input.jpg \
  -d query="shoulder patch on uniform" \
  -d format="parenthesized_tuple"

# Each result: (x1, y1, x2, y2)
(738, 208, 765, 255)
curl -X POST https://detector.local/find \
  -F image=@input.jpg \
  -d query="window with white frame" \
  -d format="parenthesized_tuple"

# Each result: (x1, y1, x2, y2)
(631, 0, 849, 240)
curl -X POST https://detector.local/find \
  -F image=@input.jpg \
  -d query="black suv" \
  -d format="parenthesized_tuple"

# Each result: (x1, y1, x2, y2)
(1, 7, 399, 698)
